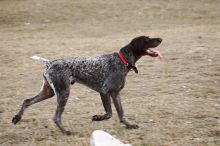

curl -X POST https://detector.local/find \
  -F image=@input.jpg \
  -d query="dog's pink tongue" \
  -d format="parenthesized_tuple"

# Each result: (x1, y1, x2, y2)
(146, 48, 163, 59)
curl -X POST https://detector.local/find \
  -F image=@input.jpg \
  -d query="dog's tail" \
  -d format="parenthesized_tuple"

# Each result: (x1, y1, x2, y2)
(30, 55, 50, 64)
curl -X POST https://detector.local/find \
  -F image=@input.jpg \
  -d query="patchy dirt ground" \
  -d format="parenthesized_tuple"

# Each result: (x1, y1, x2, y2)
(0, 0, 220, 145)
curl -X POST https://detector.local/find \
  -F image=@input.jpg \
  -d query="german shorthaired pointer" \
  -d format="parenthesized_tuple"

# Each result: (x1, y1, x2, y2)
(12, 36, 162, 135)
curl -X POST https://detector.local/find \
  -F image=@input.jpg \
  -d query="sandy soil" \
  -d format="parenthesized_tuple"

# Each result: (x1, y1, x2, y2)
(0, 0, 220, 145)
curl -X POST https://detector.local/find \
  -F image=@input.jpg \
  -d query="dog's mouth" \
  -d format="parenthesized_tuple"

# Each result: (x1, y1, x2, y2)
(145, 48, 163, 58)
(144, 38, 163, 58)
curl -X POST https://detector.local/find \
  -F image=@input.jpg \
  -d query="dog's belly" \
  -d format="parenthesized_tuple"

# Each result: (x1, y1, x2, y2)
(73, 68, 127, 94)
(73, 67, 105, 90)
(75, 75, 125, 94)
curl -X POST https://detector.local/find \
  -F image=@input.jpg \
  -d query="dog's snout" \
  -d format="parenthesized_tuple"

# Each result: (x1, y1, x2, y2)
(150, 38, 162, 48)
(157, 38, 162, 43)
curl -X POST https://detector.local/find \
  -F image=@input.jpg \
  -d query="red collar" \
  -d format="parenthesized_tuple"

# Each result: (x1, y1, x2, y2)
(117, 51, 138, 73)
(118, 51, 128, 66)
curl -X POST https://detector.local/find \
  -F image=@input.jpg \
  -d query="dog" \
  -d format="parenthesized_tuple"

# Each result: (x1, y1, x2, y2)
(12, 36, 162, 135)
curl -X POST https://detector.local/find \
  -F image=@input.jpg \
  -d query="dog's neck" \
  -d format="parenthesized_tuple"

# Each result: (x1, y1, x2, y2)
(119, 44, 142, 66)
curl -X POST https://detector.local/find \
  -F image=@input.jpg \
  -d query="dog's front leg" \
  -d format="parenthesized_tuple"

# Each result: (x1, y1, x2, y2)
(111, 91, 139, 129)
(92, 93, 112, 121)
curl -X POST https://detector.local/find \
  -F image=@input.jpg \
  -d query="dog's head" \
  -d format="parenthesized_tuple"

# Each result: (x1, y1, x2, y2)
(130, 36, 163, 58)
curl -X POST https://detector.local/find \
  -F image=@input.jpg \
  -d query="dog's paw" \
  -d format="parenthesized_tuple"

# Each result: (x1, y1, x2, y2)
(12, 115, 21, 124)
(64, 131, 72, 136)
(92, 115, 103, 121)
(92, 114, 111, 121)
(126, 124, 139, 129)
(63, 130, 78, 136)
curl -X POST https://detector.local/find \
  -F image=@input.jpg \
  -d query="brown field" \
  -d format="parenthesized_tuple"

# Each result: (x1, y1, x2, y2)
(0, 0, 220, 145)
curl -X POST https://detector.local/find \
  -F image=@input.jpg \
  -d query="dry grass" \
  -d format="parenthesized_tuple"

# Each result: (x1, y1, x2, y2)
(0, 0, 220, 145)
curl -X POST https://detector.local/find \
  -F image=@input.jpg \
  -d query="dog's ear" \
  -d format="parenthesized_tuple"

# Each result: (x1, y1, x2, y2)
(130, 36, 149, 53)
(130, 36, 143, 47)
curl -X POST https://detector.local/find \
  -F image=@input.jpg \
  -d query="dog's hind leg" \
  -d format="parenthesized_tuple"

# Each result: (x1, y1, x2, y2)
(52, 80, 72, 135)
(92, 93, 112, 121)
(12, 78, 55, 124)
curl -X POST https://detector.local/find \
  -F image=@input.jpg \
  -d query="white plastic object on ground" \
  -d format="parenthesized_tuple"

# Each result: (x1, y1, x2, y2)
(90, 130, 132, 146)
